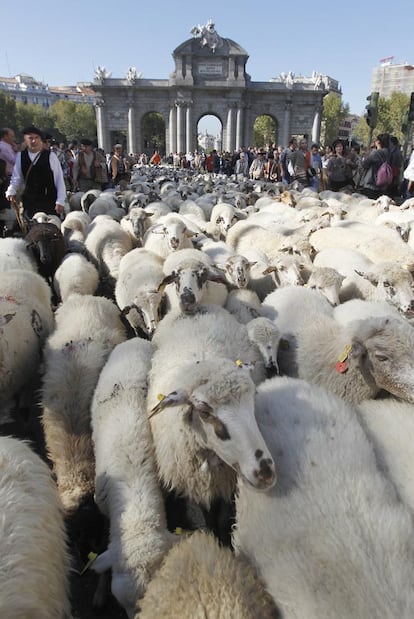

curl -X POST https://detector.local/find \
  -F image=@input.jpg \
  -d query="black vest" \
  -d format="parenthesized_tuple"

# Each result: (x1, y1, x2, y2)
(21, 149, 57, 216)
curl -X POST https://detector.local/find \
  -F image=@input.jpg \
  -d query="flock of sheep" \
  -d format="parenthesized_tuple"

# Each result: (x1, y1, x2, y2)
(1, 162, 414, 619)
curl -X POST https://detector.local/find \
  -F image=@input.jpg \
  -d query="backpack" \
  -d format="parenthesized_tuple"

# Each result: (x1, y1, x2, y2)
(375, 160, 393, 188)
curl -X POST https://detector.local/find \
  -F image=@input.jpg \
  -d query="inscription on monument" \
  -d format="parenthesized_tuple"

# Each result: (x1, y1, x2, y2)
(198, 63, 223, 76)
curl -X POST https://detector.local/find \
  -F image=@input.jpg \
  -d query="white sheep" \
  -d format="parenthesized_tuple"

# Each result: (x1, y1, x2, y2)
(160, 248, 228, 313)
(314, 247, 414, 313)
(306, 266, 345, 306)
(333, 298, 403, 326)
(148, 306, 276, 510)
(295, 314, 414, 404)
(41, 293, 127, 514)
(137, 531, 280, 619)
(0, 269, 54, 424)
(233, 376, 414, 618)
(0, 237, 37, 272)
(0, 436, 71, 618)
(209, 201, 247, 238)
(120, 206, 153, 246)
(61, 210, 92, 250)
(261, 286, 334, 376)
(225, 288, 262, 324)
(115, 248, 166, 337)
(91, 339, 174, 618)
(357, 398, 414, 517)
(143, 213, 196, 258)
(310, 221, 414, 264)
(53, 252, 99, 303)
(246, 316, 281, 376)
(85, 217, 134, 282)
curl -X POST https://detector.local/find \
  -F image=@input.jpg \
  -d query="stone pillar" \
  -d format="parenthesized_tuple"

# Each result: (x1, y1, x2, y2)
(127, 103, 136, 155)
(226, 105, 235, 152)
(169, 106, 177, 154)
(176, 101, 185, 154)
(95, 99, 108, 152)
(236, 106, 243, 150)
(311, 100, 323, 145)
(186, 101, 193, 154)
(281, 98, 292, 147)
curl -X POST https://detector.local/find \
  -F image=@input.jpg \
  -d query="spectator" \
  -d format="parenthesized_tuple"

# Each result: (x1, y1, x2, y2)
(249, 150, 266, 180)
(234, 151, 249, 179)
(359, 133, 390, 200)
(309, 143, 323, 192)
(280, 138, 297, 185)
(72, 139, 102, 192)
(326, 139, 355, 191)
(402, 148, 414, 199)
(6, 125, 66, 220)
(290, 138, 310, 186)
(149, 150, 161, 165)
(110, 144, 129, 185)
(388, 136, 403, 198)
(0, 127, 17, 178)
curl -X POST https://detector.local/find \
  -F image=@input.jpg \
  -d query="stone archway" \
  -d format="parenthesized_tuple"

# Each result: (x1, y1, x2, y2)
(92, 22, 339, 155)
(142, 111, 166, 156)
(197, 114, 223, 152)
(253, 114, 278, 149)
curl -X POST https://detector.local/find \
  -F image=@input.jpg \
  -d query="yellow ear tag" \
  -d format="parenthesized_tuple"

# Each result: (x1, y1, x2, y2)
(80, 551, 98, 575)
(174, 527, 183, 535)
(338, 344, 352, 363)
(157, 393, 166, 401)
(235, 359, 243, 367)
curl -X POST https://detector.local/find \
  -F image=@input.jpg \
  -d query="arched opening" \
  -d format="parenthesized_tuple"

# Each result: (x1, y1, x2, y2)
(197, 114, 223, 152)
(142, 112, 166, 156)
(253, 114, 277, 149)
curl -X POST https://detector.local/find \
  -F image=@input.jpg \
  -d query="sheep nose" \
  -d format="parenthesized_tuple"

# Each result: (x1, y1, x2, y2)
(181, 288, 196, 313)
(170, 237, 180, 249)
(254, 454, 276, 489)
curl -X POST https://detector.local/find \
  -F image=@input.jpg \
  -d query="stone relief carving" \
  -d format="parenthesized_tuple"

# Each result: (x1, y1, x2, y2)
(94, 66, 112, 80)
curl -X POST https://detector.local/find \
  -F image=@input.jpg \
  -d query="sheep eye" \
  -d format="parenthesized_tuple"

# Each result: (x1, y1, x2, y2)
(198, 409, 212, 420)
(383, 280, 390, 288)
(374, 352, 389, 362)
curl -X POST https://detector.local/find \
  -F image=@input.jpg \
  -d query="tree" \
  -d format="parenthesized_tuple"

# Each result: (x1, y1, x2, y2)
(142, 112, 165, 153)
(0, 91, 17, 128)
(253, 115, 276, 148)
(353, 92, 410, 146)
(321, 93, 349, 146)
(49, 100, 97, 142)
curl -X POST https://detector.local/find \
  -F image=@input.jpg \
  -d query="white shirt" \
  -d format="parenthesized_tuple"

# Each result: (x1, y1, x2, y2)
(6, 149, 66, 206)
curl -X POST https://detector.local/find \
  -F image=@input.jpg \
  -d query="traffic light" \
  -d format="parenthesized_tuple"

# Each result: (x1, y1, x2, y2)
(408, 92, 414, 123)
(365, 92, 379, 128)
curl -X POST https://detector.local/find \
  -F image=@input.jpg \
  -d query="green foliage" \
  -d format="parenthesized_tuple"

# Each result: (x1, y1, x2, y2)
(321, 93, 349, 146)
(0, 91, 17, 127)
(142, 112, 165, 153)
(49, 100, 96, 142)
(253, 115, 276, 148)
(354, 92, 410, 146)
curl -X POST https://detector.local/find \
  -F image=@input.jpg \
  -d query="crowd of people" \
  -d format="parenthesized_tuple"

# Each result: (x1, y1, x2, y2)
(1, 125, 414, 229)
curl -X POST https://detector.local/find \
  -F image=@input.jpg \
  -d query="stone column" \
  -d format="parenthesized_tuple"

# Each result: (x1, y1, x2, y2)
(281, 98, 292, 147)
(226, 105, 235, 152)
(311, 98, 323, 145)
(186, 101, 193, 154)
(236, 106, 243, 150)
(127, 102, 136, 155)
(169, 106, 177, 154)
(95, 99, 108, 152)
(176, 100, 185, 154)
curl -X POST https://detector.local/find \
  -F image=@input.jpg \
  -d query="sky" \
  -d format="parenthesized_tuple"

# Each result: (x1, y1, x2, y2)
(1, 0, 413, 135)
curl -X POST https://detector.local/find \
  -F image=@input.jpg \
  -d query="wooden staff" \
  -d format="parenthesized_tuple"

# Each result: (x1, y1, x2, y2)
(10, 197, 27, 236)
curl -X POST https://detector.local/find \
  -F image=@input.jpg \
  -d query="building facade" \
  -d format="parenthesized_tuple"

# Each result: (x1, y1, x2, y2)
(371, 60, 414, 100)
(0, 73, 95, 107)
(91, 21, 341, 154)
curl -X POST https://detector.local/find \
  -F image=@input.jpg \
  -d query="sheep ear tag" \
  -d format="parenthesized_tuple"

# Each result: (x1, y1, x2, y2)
(335, 344, 352, 373)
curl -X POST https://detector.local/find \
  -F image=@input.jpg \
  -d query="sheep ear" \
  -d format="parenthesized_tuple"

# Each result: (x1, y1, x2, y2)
(354, 269, 379, 286)
(148, 389, 190, 419)
(158, 273, 176, 292)
(348, 338, 366, 359)
(207, 267, 228, 284)
(263, 265, 276, 274)
(91, 550, 113, 574)
(234, 209, 248, 220)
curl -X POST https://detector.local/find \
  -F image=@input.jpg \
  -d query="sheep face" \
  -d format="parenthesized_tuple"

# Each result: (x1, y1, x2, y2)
(355, 265, 414, 315)
(122, 290, 163, 337)
(351, 317, 414, 403)
(166, 264, 210, 313)
(224, 255, 251, 288)
(150, 360, 276, 491)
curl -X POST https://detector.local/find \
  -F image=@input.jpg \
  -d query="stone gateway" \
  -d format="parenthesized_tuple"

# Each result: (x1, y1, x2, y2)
(91, 21, 340, 154)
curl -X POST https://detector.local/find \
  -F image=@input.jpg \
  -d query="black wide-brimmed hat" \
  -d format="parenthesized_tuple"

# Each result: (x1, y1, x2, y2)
(22, 125, 42, 137)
